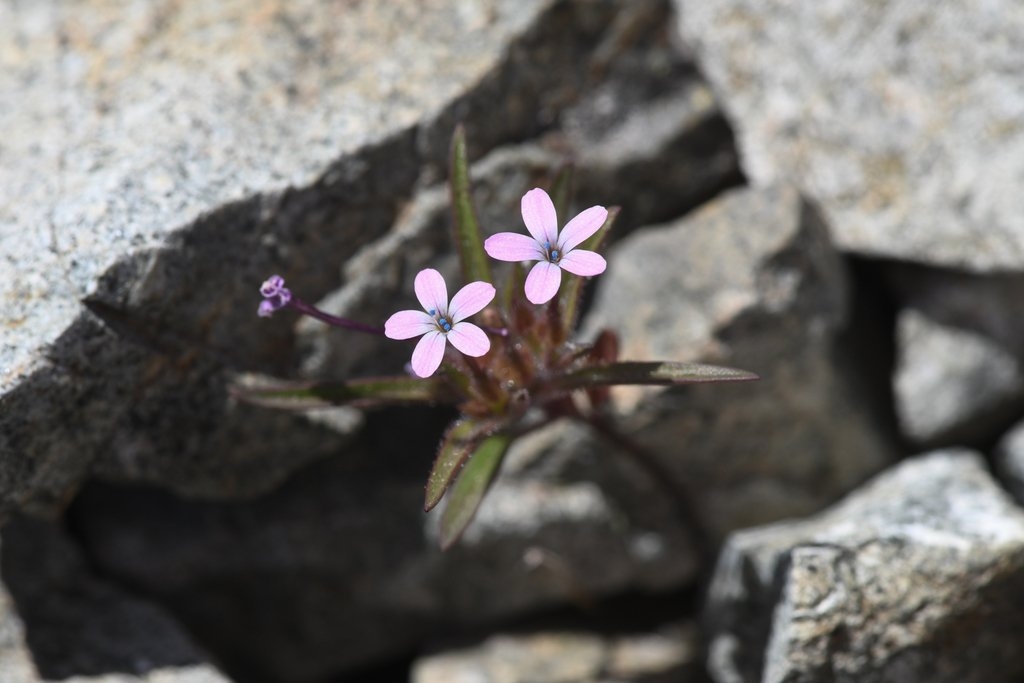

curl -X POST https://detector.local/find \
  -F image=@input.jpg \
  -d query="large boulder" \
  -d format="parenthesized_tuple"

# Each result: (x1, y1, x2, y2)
(675, 0, 1024, 271)
(705, 450, 1024, 683)
(583, 185, 896, 537)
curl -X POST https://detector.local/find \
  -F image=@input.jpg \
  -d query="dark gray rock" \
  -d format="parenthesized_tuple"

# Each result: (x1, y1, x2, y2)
(0, 517, 230, 683)
(70, 419, 699, 681)
(675, 0, 1024, 271)
(582, 185, 896, 538)
(893, 308, 1024, 446)
(705, 449, 1024, 683)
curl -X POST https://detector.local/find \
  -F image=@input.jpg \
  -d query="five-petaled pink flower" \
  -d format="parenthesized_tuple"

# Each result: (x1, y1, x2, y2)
(385, 269, 496, 378)
(484, 188, 608, 305)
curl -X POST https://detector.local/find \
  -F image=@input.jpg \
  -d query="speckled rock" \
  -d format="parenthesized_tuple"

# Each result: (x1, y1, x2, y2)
(675, 0, 1024, 271)
(894, 309, 1024, 446)
(0, 518, 231, 683)
(412, 622, 698, 683)
(582, 185, 896, 538)
(0, 0, 646, 514)
(705, 450, 1024, 683)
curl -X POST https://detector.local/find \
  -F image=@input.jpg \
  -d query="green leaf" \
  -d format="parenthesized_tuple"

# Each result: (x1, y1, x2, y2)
(232, 374, 451, 409)
(550, 361, 759, 391)
(559, 207, 618, 336)
(549, 164, 574, 220)
(424, 418, 502, 512)
(449, 125, 492, 284)
(438, 431, 513, 550)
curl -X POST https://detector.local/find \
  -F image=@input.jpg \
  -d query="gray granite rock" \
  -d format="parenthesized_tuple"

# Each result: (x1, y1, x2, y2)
(995, 419, 1024, 505)
(0, 0, 654, 514)
(894, 309, 1024, 446)
(582, 185, 896, 538)
(412, 622, 699, 683)
(705, 450, 1024, 683)
(70, 419, 699, 681)
(675, 0, 1024, 271)
(0, 518, 231, 683)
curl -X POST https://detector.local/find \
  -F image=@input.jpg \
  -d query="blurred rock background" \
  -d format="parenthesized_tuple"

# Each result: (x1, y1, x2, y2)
(2, 0, 1023, 681)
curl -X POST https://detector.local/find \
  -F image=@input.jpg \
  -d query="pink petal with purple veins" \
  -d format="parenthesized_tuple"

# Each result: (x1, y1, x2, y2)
(524, 260, 562, 304)
(484, 232, 544, 262)
(449, 281, 496, 323)
(411, 330, 447, 378)
(557, 249, 607, 277)
(384, 309, 437, 340)
(521, 188, 559, 247)
(414, 268, 448, 314)
(447, 322, 490, 357)
(557, 206, 608, 252)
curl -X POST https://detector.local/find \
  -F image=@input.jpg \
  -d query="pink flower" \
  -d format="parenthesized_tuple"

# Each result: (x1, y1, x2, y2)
(484, 188, 608, 304)
(384, 269, 496, 378)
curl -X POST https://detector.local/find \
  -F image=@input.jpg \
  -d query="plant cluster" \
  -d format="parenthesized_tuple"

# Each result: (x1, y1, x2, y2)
(243, 128, 757, 549)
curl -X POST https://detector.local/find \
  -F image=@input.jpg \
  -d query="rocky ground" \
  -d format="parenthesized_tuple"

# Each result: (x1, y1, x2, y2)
(3, 1, 1024, 681)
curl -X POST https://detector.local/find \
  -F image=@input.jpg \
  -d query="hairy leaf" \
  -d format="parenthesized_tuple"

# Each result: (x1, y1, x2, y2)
(551, 361, 759, 391)
(425, 418, 503, 512)
(449, 125, 492, 284)
(438, 432, 513, 550)
(232, 374, 450, 409)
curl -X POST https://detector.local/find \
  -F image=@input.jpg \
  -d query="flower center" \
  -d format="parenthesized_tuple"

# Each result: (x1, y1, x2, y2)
(544, 241, 561, 263)
(428, 309, 453, 333)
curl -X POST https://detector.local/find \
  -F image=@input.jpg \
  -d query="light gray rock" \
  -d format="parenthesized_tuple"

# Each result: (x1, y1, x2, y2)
(583, 185, 896, 538)
(0, 0, 650, 514)
(412, 622, 699, 683)
(71, 420, 699, 681)
(894, 308, 1024, 445)
(675, 0, 1024, 271)
(705, 450, 1024, 683)
(995, 419, 1024, 505)
(0, 518, 231, 683)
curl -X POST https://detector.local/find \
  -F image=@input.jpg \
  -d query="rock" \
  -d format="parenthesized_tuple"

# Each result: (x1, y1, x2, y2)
(0, 517, 230, 683)
(0, 0, 657, 515)
(894, 309, 1024, 446)
(70, 417, 699, 681)
(994, 419, 1024, 505)
(412, 622, 699, 683)
(705, 449, 1024, 683)
(675, 0, 1024, 271)
(582, 185, 896, 538)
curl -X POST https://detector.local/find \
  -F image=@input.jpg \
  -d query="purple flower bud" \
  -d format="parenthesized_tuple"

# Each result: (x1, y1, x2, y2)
(258, 275, 292, 318)
(260, 275, 287, 298)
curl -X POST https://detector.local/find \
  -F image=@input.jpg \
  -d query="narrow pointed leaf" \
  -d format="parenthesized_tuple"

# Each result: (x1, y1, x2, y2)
(232, 374, 451, 409)
(550, 164, 574, 221)
(449, 125, 492, 284)
(550, 361, 759, 391)
(438, 432, 513, 550)
(425, 418, 502, 511)
(559, 206, 618, 336)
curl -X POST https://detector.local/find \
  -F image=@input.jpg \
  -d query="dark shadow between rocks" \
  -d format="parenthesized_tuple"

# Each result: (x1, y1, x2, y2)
(2, 516, 214, 679)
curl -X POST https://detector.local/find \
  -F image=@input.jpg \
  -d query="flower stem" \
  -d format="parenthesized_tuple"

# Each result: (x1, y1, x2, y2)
(288, 298, 384, 336)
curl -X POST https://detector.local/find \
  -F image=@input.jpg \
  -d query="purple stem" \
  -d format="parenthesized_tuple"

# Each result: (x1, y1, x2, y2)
(288, 298, 385, 336)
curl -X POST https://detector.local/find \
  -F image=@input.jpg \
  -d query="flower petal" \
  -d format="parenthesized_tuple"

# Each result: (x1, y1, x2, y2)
(384, 309, 437, 340)
(447, 322, 490, 357)
(524, 261, 562, 305)
(449, 281, 496, 323)
(484, 232, 544, 262)
(557, 249, 607, 277)
(414, 268, 448, 315)
(411, 330, 447, 378)
(557, 205, 607, 252)
(521, 188, 558, 247)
